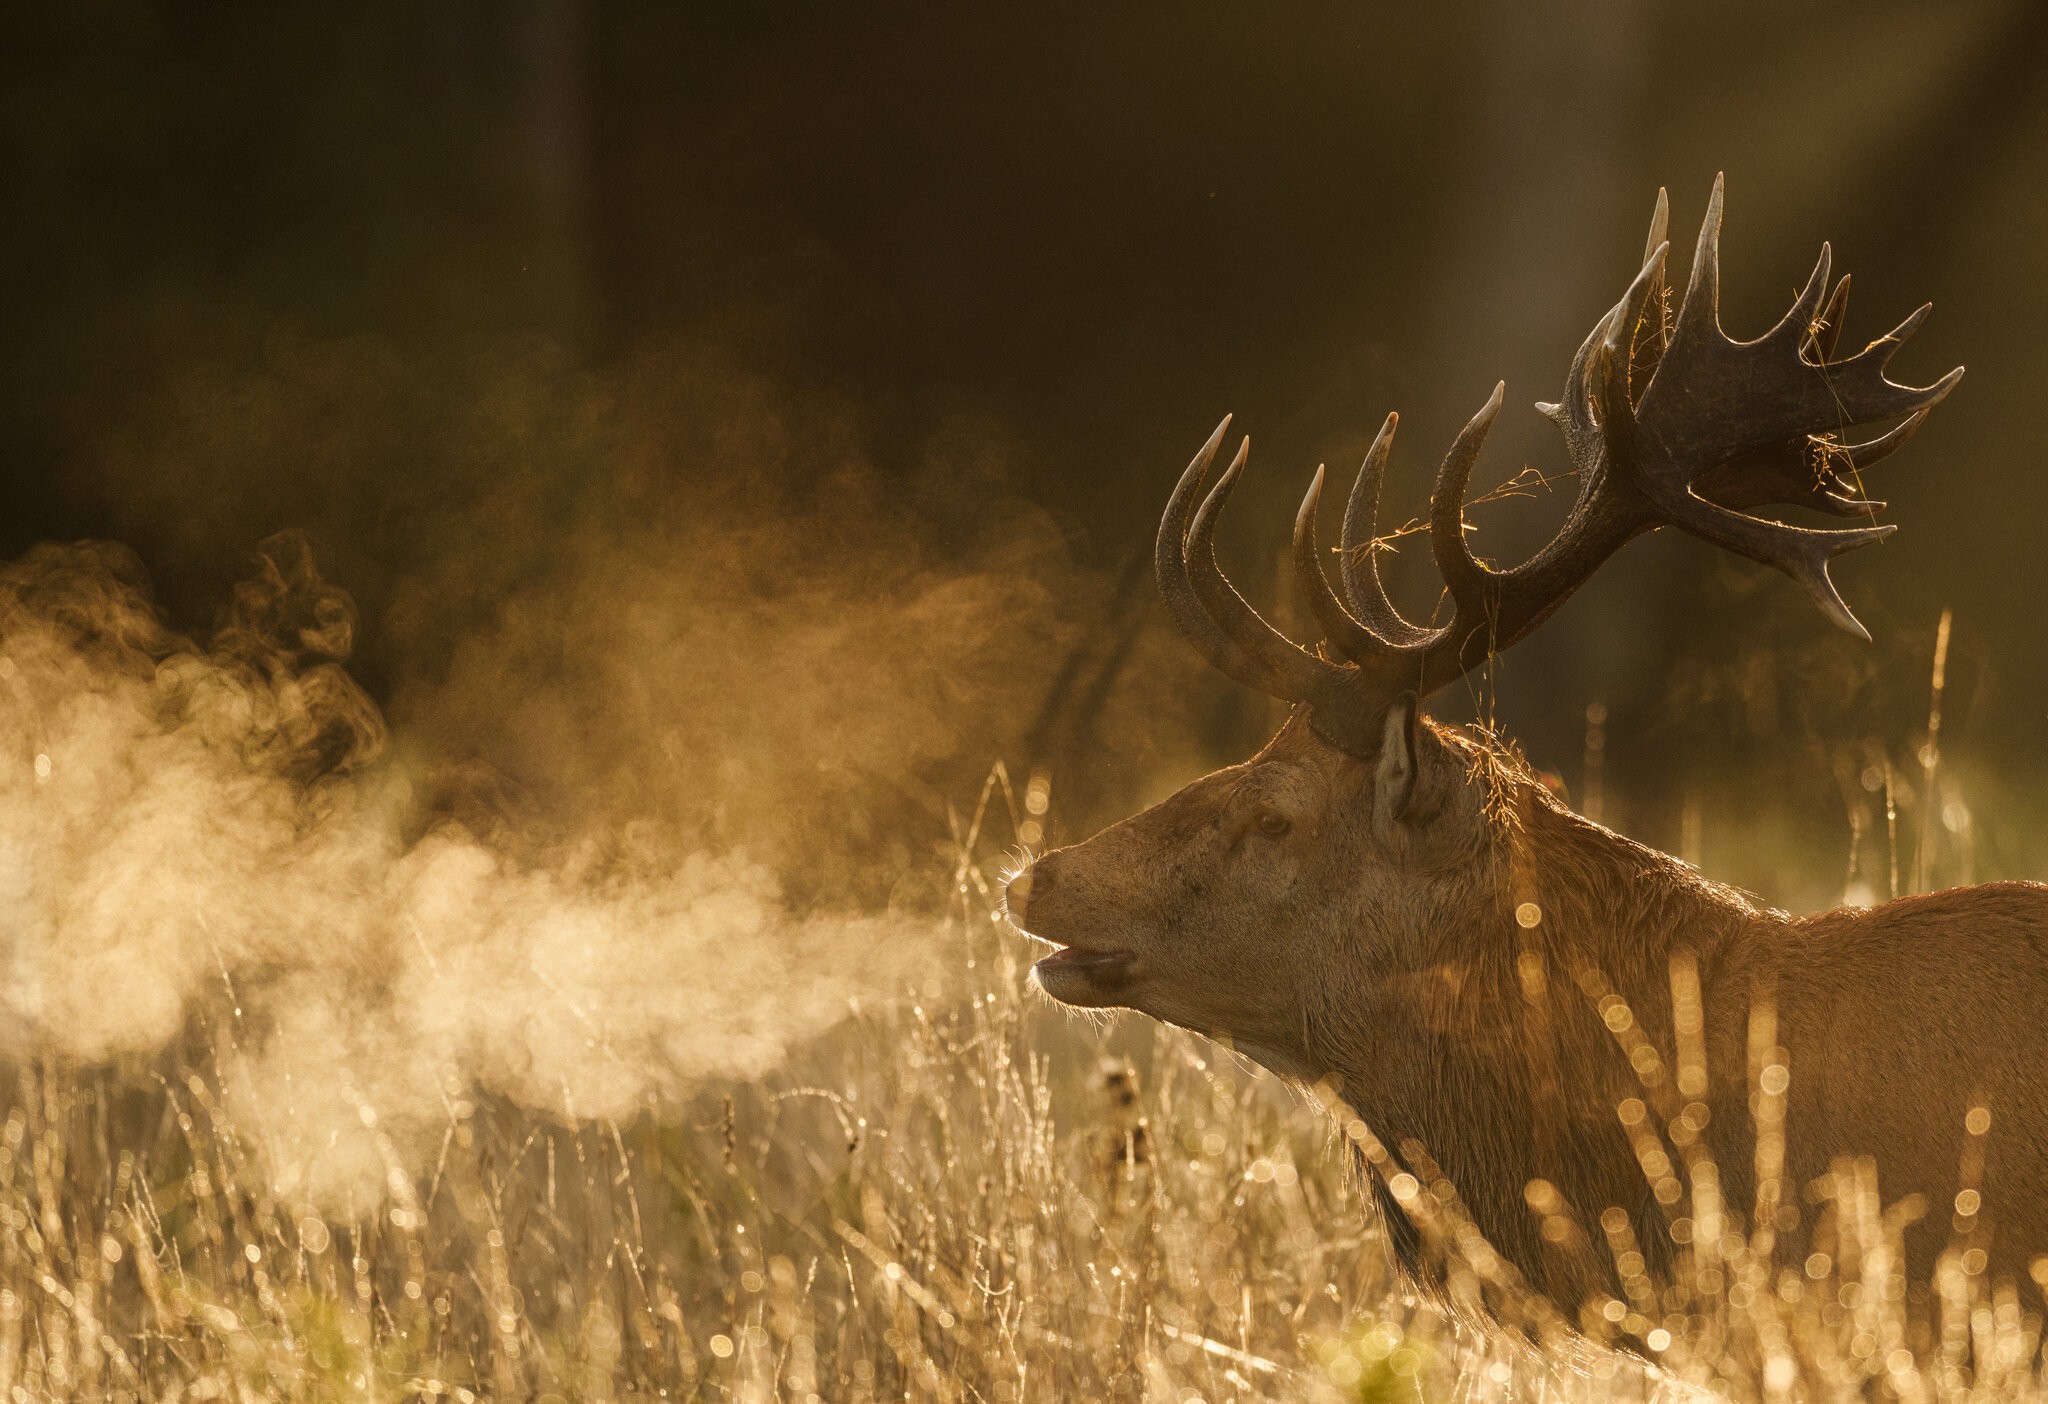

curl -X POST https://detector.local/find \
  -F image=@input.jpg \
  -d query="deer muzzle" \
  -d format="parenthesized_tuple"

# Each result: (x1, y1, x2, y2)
(1007, 855, 1138, 1007)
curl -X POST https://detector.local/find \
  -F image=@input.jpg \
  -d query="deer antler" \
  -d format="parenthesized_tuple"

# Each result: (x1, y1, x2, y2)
(1161, 175, 1963, 754)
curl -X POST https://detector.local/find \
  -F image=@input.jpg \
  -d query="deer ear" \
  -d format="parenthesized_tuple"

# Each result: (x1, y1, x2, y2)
(1375, 693, 1421, 821)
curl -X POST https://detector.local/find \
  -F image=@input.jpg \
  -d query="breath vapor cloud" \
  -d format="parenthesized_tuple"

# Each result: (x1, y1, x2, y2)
(0, 338, 1207, 1210)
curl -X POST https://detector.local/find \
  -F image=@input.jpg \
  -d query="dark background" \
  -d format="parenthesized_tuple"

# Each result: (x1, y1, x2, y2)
(4, 3, 2044, 896)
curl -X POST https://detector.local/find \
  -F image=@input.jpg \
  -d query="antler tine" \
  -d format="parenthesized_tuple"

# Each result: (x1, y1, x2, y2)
(1590, 251, 1669, 453)
(1337, 414, 1437, 646)
(1839, 407, 1929, 472)
(1878, 303, 1934, 358)
(1807, 274, 1852, 363)
(1628, 188, 1675, 393)
(1775, 403, 1927, 521)
(1293, 465, 1391, 664)
(1537, 305, 1616, 460)
(1768, 241, 1835, 358)
(1642, 187, 1670, 266)
(1426, 383, 1507, 659)
(1542, 219, 1670, 444)
(1697, 507, 1896, 641)
(1156, 417, 1317, 699)
(1592, 238, 1676, 428)
(1183, 435, 1353, 700)
(1539, 191, 1674, 436)
(1669, 172, 1726, 352)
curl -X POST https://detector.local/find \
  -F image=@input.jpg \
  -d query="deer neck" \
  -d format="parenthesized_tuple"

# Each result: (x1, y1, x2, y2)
(1311, 783, 1770, 1284)
(1508, 789, 1765, 1022)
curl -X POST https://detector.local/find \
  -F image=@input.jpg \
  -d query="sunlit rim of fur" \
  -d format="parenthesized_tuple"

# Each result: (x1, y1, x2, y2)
(996, 842, 1037, 929)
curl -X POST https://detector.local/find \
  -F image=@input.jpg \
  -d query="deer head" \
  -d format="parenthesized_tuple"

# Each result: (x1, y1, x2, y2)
(1006, 177, 1960, 1080)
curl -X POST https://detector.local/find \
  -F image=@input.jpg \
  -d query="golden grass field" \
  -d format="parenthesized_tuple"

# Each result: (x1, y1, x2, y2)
(7, 751, 2048, 1404)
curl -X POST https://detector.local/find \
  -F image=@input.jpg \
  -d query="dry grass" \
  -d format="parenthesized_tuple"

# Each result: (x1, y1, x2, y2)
(0, 872, 1405, 1402)
(4, 756, 2047, 1403)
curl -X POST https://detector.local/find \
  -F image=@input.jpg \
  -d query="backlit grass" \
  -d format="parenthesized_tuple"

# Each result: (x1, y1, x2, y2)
(4, 739, 2045, 1402)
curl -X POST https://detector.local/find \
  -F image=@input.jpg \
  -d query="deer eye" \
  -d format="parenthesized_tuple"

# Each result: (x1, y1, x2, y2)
(1255, 812, 1291, 839)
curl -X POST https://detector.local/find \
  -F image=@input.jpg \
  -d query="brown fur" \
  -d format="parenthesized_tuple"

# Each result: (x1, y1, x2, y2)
(1009, 707, 2048, 1312)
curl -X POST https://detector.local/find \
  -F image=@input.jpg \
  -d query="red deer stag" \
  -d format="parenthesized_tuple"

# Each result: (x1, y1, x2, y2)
(1006, 178, 2046, 1322)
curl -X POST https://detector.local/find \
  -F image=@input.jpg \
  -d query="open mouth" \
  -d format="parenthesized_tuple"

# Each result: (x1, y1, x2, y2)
(1033, 946, 1133, 974)
(1027, 940, 1136, 1007)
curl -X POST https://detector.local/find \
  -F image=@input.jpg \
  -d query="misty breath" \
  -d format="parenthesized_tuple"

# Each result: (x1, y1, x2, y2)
(0, 538, 930, 1212)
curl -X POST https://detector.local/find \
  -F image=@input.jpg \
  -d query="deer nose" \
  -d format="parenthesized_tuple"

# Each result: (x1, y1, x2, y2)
(1006, 860, 1051, 925)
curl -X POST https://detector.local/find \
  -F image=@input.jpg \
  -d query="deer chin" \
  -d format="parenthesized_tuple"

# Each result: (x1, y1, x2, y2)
(1029, 945, 1138, 1008)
